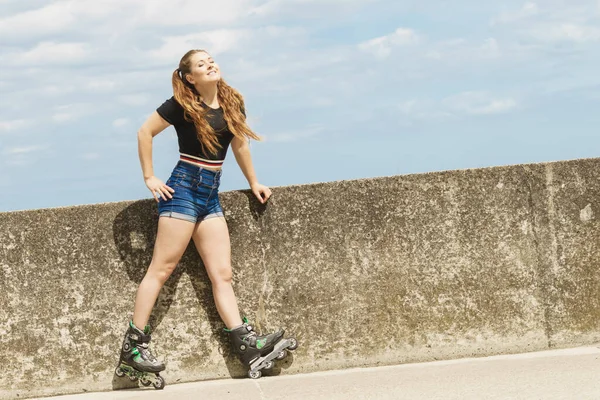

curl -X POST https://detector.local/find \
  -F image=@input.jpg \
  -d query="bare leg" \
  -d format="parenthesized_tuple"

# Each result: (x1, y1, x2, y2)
(192, 216, 243, 329)
(133, 216, 196, 329)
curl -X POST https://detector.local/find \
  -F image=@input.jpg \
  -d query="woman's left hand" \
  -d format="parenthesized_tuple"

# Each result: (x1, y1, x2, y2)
(251, 183, 272, 204)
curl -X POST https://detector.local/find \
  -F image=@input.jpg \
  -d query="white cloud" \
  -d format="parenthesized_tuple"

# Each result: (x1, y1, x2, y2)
(149, 29, 249, 62)
(264, 126, 324, 143)
(0, 1, 78, 37)
(397, 92, 518, 121)
(135, 0, 251, 27)
(359, 28, 419, 59)
(51, 103, 95, 123)
(529, 23, 600, 42)
(9, 42, 88, 66)
(481, 38, 502, 58)
(4, 145, 43, 155)
(113, 118, 130, 128)
(397, 99, 454, 121)
(85, 79, 117, 93)
(250, 0, 377, 17)
(492, 2, 539, 25)
(42, 85, 76, 96)
(0, 119, 30, 133)
(118, 94, 150, 106)
(443, 92, 517, 115)
(0, 0, 251, 39)
(80, 153, 100, 160)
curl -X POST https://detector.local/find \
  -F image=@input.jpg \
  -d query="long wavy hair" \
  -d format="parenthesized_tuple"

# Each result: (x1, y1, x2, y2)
(172, 49, 260, 155)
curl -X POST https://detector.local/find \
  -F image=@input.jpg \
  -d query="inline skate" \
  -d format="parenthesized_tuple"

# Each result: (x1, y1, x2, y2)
(226, 317, 298, 379)
(115, 321, 166, 389)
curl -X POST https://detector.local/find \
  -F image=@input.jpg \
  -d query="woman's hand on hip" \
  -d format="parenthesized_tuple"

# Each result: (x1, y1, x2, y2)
(251, 183, 272, 204)
(145, 176, 175, 202)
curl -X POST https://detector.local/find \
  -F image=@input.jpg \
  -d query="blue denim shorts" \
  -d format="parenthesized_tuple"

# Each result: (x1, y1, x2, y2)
(157, 161, 224, 223)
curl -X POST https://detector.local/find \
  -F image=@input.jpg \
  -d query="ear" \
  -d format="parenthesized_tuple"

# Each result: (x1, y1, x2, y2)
(185, 74, 194, 85)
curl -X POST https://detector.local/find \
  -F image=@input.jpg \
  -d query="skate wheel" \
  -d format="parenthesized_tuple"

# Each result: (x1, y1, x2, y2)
(140, 378, 151, 387)
(287, 338, 298, 351)
(264, 360, 274, 370)
(115, 367, 125, 378)
(275, 349, 287, 360)
(248, 370, 262, 379)
(153, 376, 165, 390)
(128, 375, 138, 382)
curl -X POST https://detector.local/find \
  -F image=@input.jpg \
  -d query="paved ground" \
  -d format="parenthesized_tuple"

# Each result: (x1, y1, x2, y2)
(32, 346, 600, 400)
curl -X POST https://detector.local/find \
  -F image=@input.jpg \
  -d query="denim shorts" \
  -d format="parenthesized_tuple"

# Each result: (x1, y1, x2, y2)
(157, 161, 224, 223)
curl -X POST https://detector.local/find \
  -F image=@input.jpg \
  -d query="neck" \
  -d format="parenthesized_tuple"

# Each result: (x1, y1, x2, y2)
(194, 82, 219, 108)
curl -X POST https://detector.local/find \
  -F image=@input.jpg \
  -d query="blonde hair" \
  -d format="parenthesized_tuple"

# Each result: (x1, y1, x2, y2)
(172, 49, 260, 154)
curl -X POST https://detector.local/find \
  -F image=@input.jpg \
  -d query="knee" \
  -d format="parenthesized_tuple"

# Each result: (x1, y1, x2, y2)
(148, 261, 178, 284)
(211, 267, 233, 286)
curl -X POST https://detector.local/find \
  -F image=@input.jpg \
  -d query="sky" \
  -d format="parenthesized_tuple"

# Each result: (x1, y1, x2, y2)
(1, 0, 599, 212)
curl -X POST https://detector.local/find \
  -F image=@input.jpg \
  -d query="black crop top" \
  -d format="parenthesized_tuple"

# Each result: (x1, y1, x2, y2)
(156, 96, 244, 161)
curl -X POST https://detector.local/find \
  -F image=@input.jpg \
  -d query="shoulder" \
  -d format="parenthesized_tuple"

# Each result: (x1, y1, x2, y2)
(156, 96, 184, 125)
(160, 96, 183, 110)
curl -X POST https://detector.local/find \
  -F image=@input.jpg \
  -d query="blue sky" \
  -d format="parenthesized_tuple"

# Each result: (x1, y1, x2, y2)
(1, 0, 599, 212)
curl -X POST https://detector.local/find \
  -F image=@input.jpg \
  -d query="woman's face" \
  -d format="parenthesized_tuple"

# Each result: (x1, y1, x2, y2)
(186, 51, 220, 86)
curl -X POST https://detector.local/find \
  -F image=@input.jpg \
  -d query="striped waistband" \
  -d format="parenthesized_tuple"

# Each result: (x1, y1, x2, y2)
(179, 153, 224, 169)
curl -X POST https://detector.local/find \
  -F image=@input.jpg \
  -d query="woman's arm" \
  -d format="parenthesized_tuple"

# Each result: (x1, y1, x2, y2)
(231, 136, 272, 203)
(137, 112, 173, 202)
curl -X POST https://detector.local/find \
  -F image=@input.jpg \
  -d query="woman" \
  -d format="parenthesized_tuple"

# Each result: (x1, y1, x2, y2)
(115, 49, 293, 388)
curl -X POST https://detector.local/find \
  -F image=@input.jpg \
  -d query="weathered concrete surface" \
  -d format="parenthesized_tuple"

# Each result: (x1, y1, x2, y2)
(1, 158, 600, 399)
(28, 346, 600, 400)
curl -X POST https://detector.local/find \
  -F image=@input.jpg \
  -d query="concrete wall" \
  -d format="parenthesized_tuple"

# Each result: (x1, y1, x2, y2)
(2, 158, 600, 399)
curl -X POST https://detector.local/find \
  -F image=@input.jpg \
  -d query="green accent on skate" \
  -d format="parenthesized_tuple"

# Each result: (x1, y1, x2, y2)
(132, 347, 143, 363)
(128, 320, 151, 335)
(242, 316, 249, 324)
(256, 338, 267, 349)
(118, 364, 152, 380)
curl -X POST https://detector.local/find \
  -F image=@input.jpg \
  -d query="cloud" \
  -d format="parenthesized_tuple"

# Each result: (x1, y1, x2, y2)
(359, 28, 419, 59)
(397, 91, 518, 121)
(2, 145, 48, 166)
(118, 94, 150, 106)
(397, 99, 454, 121)
(491, 2, 539, 25)
(264, 126, 324, 143)
(529, 23, 600, 43)
(149, 29, 250, 63)
(112, 118, 130, 128)
(51, 103, 95, 123)
(443, 92, 517, 115)
(4, 145, 43, 155)
(0, 119, 30, 133)
(0, 1, 78, 38)
(250, 0, 378, 18)
(8, 42, 88, 66)
(85, 79, 117, 93)
(0, 0, 252, 40)
(80, 153, 100, 160)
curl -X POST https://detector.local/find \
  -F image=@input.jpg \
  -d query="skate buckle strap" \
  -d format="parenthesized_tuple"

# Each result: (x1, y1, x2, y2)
(128, 332, 152, 344)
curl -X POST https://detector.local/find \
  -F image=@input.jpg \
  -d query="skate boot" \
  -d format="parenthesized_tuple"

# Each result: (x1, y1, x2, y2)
(115, 321, 166, 390)
(226, 317, 298, 379)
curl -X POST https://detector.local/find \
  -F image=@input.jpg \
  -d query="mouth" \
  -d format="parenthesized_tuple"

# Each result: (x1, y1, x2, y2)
(208, 70, 218, 76)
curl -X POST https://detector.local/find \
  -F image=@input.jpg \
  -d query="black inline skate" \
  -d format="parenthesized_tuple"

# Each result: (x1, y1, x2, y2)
(226, 317, 298, 379)
(115, 321, 166, 389)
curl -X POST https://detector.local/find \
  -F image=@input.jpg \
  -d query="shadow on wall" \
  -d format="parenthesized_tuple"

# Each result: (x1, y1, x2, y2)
(109, 200, 240, 388)
(107, 195, 293, 389)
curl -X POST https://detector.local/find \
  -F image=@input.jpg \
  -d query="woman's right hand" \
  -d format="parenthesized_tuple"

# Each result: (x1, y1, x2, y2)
(145, 176, 175, 202)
